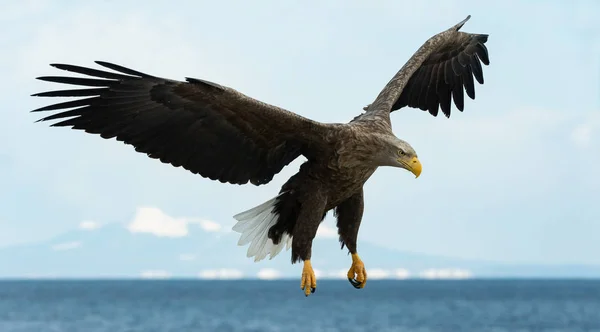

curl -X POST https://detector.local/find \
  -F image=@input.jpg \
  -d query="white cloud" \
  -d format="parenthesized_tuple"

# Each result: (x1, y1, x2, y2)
(51, 241, 81, 251)
(178, 254, 196, 261)
(328, 269, 349, 279)
(313, 269, 323, 278)
(316, 224, 337, 238)
(140, 270, 171, 279)
(198, 220, 221, 232)
(368, 268, 391, 279)
(257, 268, 280, 280)
(197, 269, 244, 280)
(127, 207, 187, 237)
(394, 269, 411, 279)
(79, 220, 101, 231)
(419, 268, 473, 279)
(126, 207, 222, 237)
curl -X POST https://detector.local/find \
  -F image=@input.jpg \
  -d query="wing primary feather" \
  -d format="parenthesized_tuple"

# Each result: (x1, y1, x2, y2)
(95, 61, 154, 78)
(475, 43, 490, 65)
(32, 88, 110, 97)
(424, 64, 440, 116)
(451, 57, 465, 75)
(438, 83, 452, 117)
(422, 63, 439, 115)
(50, 63, 133, 80)
(417, 66, 434, 111)
(35, 107, 88, 123)
(457, 52, 470, 67)
(462, 44, 478, 57)
(451, 74, 464, 112)
(31, 96, 98, 112)
(434, 62, 445, 95)
(426, 88, 440, 117)
(462, 64, 475, 99)
(50, 115, 87, 128)
(407, 68, 427, 107)
(35, 76, 115, 87)
(470, 54, 484, 84)
(444, 61, 455, 84)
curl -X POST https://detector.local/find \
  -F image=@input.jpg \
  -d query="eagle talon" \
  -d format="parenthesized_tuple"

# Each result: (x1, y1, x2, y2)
(348, 277, 363, 289)
(347, 253, 368, 289)
(300, 260, 317, 297)
(305, 287, 316, 297)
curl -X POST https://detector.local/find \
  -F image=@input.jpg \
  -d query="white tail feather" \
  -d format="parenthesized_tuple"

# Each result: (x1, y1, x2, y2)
(232, 194, 293, 262)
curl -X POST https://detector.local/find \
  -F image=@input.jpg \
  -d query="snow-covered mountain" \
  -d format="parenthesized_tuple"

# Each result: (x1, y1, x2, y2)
(1, 219, 599, 279)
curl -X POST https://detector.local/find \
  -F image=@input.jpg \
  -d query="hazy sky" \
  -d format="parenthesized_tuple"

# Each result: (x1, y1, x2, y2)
(1, 0, 599, 265)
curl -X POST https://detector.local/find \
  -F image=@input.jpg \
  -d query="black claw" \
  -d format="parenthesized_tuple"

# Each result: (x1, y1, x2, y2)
(348, 277, 363, 289)
(303, 286, 317, 296)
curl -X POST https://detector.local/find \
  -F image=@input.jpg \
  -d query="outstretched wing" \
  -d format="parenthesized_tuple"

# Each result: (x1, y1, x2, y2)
(32, 61, 326, 186)
(361, 15, 490, 120)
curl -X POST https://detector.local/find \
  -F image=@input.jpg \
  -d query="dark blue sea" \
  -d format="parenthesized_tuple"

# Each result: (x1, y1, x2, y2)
(0, 279, 599, 332)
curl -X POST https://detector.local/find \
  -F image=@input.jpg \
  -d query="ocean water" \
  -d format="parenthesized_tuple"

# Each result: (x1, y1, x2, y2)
(0, 279, 599, 332)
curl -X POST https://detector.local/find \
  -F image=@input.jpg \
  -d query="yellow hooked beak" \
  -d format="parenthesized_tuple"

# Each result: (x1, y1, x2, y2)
(399, 156, 422, 178)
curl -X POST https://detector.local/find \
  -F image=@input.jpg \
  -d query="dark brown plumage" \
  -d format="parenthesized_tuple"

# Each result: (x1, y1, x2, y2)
(32, 15, 490, 296)
(32, 62, 327, 186)
(392, 33, 489, 117)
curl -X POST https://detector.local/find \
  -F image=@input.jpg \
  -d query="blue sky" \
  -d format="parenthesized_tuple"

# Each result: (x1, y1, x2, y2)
(1, 0, 599, 266)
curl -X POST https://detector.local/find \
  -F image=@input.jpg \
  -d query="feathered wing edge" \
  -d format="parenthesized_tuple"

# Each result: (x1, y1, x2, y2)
(359, 15, 490, 121)
(31, 61, 327, 186)
(391, 32, 489, 118)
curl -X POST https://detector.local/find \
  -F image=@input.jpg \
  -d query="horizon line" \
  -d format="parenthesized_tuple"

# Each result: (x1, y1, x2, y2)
(1, 276, 600, 281)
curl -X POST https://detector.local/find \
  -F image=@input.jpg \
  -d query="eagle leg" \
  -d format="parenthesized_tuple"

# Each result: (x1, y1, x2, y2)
(300, 260, 317, 296)
(347, 253, 367, 289)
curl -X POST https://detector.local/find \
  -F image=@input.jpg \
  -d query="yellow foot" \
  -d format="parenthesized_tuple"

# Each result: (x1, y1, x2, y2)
(347, 253, 367, 289)
(300, 260, 317, 297)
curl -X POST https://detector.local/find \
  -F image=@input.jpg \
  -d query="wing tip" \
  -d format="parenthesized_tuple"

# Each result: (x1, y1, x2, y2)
(452, 15, 471, 31)
(49, 63, 66, 70)
(476, 34, 490, 46)
(93, 60, 150, 77)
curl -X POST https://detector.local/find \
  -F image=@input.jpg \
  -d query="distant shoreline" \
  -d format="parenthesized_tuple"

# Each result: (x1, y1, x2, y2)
(1, 277, 599, 282)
